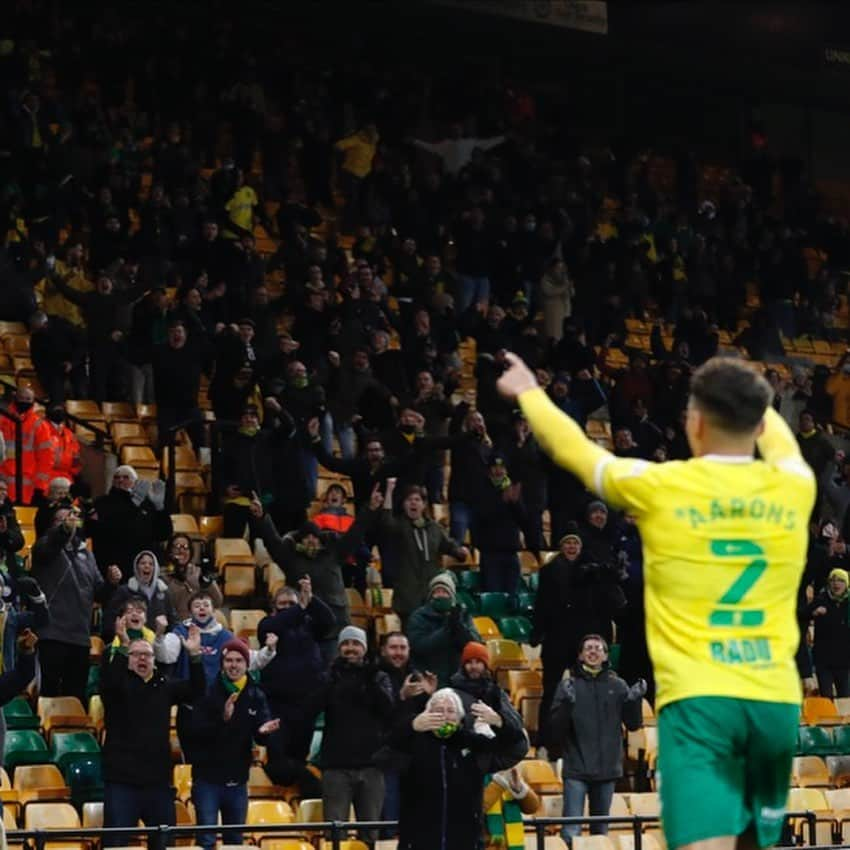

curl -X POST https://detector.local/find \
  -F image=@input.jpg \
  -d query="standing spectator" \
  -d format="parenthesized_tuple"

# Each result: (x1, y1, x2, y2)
(810, 568, 850, 698)
(256, 581, 332, 798)
(310, 625, 394, 844)
(540, 258, 575, 342)
(453, 206, 492, 314)
(407, 572, 481, 685)
(335, 124, 379, 232)
(91, 466, 173, 577)
(0, 386, 51, 504)
(29, 311, 86, 404)
(550, 635, 645, 844)
(386, 687, 521, 850)
(501, 412, 547, 550)
(101, 620, 204, 847)
(0, 481, 25, 573)
(191, 639, 280, 850)
(471, 453, 538, 595)
(379, 479, 468, 620)
(151, 321, 208, 451)
(31, 505, 121, 702)
(797, 409, 834, 480)
(161, 534, 223, 621)
(0, 628, 41, 760)
(448, 408, 493, 544)
(411, 123, 505, 177)
(127, 287, 170, 406)
(41, 405, 83, 486)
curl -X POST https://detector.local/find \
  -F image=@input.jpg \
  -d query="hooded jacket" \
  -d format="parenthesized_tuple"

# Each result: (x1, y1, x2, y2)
(549, 665, 643, 782)
(102, 550, 178, 642)
(407, 602, 481, 686)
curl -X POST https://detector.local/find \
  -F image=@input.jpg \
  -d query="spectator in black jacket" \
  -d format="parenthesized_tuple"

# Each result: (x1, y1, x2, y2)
(501, 411, 547, 550)
(29, 311, 85, 404)
(810, 568, 850, 697)
(448, 407, 493, 543)
(101, 619, 204, 847)
(209, 321, 260, 421)
(152, 320, 209, 450)
(91, 465, 173, 578)
(127, 287, 169, 406)
(257, 580, 332, 797)
(309, 625, 395, 844)
(191, 638, 280, 850)
(471, 453, 538, 594)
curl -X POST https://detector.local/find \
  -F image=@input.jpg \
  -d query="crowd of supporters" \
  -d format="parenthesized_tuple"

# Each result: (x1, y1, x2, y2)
(2, 1, 850, 847)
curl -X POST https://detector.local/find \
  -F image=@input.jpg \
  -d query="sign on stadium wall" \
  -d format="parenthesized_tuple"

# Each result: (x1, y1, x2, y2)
(428, 0, 608, 36)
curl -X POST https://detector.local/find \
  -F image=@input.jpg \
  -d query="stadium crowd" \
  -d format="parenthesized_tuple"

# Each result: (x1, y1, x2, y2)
(2, 2, 850, 849)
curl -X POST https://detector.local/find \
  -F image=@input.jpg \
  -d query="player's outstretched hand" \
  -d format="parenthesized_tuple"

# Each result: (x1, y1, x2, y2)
(496, 353, 539, 401)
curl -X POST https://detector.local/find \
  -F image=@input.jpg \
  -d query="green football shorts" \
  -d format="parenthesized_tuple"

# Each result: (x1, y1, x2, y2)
(657, 696, 799, 849)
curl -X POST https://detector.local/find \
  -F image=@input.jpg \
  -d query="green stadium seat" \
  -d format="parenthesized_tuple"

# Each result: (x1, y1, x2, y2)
(457, 571, 481, 593)
(4, 697, 39, 730)
(498, 616, 532, 643)
(832, 725, 850, 755)
(49, 731, 100, 772)
(64, 755, 103, 806)
(799, 726, 834, 756)
(514, 590, 535, 617)
(85, 666, 99, 701)
(477, 592, 511, 619)
(4, 729, 50, 771)
(527, 573, 540, 592)
(456, 590, 479, 614)
(307, 729, 322, 765)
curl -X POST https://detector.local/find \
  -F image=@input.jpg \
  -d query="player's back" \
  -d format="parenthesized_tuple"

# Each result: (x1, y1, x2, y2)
(601, 453, 815, 709)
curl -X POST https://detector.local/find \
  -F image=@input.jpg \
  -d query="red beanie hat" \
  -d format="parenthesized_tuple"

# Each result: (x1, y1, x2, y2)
(221, 638, 250, 666)
(461, 641, 490, 669)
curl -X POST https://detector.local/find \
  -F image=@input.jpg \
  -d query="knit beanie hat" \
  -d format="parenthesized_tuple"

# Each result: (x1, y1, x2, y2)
(461, 641, 490, 669)
(338, 625, 368, 649)
(587, 500, 608, 515)
(221, 638, 250, 666)
(830, 568, 850, 586)
(429, 571, 457, 602)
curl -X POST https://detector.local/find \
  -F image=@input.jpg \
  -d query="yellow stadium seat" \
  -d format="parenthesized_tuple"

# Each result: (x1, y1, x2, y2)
(199, 515, 224, 539)
(614, 835, 664, 850)
(246, 799, 294, 842)
(173, 799, 196, 846)
(521, 759, 562, 793)
(37, 697, 92, 741)
(572, 838, 616, 850)
(230, 610, 266, 641)
(215, 539, 254, 569)
(507, 669, 542, 707)
(111, 422, 149, 451)
(170, 514, 200, 535)
(15, 506, 37, 527)
(319, 842, 369, 850)
(473, 617, 501, 640)
(826, 788, 850, 841)
(101, 402, 137, 423)
(24, 802, 84, 850)
(5, 806, 22, 850)
(162, 446, 201, 476)
(803, 697, 841, 725)
(791, 756, 830, 787)
(89, 636, 104, 666)
(0, 766, 17, 805)
(294, 799, 323, 822)
(486, 639, 527, 670)
(173, 763, 192, 803)
(523, 836, 568, 850)
(121, 445, 159, 470)
(224, 564, 257, 598)
(628, 792, 660, 817)
(787, 787, 831, 844)
(14, 764, 69, 804)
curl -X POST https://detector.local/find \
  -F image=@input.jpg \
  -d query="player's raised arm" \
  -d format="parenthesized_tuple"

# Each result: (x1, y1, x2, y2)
(757, 405, 807, 468)
(497, 353, 612, 492)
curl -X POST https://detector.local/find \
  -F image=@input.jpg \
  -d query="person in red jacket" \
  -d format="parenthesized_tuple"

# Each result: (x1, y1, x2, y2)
(0, 387, 52, 503)
(41, 405, 82, 485)
(312, 483, 355, 535)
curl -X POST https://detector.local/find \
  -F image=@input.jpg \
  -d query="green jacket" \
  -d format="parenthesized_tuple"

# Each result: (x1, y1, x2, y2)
(406, 602, 481, 686)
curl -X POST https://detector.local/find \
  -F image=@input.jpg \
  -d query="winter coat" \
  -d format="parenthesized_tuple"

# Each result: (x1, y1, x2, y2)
(91, 487, 173, 577)
(810, 591, 850, 668)
(31, 525, 113, 648)
(388, 718, 525, 850)
(447, 432, 492, 504)
(378, 511, 465, 616)
(256, 598, 336, 702)
(540, 270, 575, 341)
(549, 665, 643, 782)
(101, 650, 205, 786)
(307, 657, 394, 769)
(406, 602, 481, 686)
(192, 676, 273, 784)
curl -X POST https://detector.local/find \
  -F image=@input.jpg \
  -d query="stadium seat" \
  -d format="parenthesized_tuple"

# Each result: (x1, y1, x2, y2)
(246, 799, 294, 842)
(199, 515, 224, 539)
(524, 837, 568, 850)
(456, 590, 479, 614)
(24, 801, 85, 850)
(628, 792, 661, 817)
(319, 843, 368, 850)
(791, 756, 830, 787)
(515, 589, 535, 617)
(230, 610, 266, 640)
(171, 514, 200, 535)
(486, 639, 528, 672)
(4, 697, 38, 730)
(498, 616, 532, 642)
(472, 616, 501, 640)
(81, 801, 102, 829)
(111, 422, 150, 451)
(101, 402, 137, 423)
(49, 731, 100, 772)
(13, 764, 69, 804)
(572, 838, 616, 850)
(456, 570, 480, 593)
(803, 697, 841, 725)
(834, 725, 850, 754)
(247, 765, 284, 799)
(64, 755, 103, 806)
(521, 759, 562, 793)
(478, 592, 511, 619)
(121, 445, 159, 471)
(787, 787, 831, 844)
(614, 835, 664, 850)
(38, 697, 92, 741)
(4, 729, 50, 771)
(828, 755, 850, 788)
(173, 763, 192, 802)
(295, 799, 323, 822)
(507, 669, 543, 707)
(799, 725, 834, 756)
(826, 788, 850, 841)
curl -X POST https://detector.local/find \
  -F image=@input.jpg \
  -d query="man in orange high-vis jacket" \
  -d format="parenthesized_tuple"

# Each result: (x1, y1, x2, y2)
(0, 387, 53, 504)
(41, 404, 82, 484)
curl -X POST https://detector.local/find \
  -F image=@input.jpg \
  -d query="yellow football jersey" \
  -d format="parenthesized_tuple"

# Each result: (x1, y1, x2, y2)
(519, 388, 816, 710)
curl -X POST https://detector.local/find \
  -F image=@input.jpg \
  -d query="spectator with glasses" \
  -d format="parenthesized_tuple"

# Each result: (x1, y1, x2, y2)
(162, 533, 223, 620)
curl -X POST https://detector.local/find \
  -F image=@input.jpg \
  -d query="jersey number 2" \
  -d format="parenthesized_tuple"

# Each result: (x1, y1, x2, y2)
(708, 539, 766, 627)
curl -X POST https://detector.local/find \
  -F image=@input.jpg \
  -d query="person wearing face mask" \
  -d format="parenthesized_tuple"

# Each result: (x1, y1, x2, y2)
(378, 480, 468, 622)
(383, 687, 522, 850)
(32, 505, 122, 702)
(0, 386, 51, 504)
(407, 572, 481, 686)
(162, 534, 223, 621)
(41, 405, 82, 487)
(308, 624, 394, 845)
(102, 550, 177, 643)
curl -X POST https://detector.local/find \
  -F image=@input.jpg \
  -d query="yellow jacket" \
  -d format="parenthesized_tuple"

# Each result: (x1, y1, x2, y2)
(37, 263, 93, 328)
(335, 130, 378, 178)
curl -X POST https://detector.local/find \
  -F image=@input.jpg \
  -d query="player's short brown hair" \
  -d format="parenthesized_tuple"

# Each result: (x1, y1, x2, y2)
(689, 358, 773, 434)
